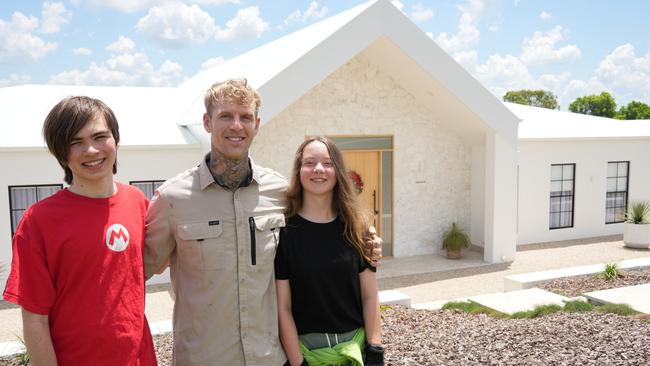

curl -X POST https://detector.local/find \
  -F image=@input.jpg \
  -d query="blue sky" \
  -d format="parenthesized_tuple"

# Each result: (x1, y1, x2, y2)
(1, 0, 649, 109)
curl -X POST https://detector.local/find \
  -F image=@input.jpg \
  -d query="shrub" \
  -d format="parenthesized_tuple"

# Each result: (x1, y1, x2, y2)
(602, 263, 620, 280)
(511, 304, 563, 319)
(626, 200, 650, 224)
(441, 223, 471, 251)
(596, 303, 639, 316)
(441, 301, 506, 318)
(563, 300, 594, 312)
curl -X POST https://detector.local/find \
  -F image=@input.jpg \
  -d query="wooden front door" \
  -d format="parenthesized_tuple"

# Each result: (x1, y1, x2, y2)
(342, 151, 382, 235)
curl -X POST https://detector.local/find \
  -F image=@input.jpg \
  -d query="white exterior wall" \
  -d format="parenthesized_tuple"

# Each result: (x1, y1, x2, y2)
(252, 56, 472, 257)
(470, 144, 485, 246)
(517, 138, 650, 245)
(0, 146, 202, 292)
(484, 133, 518, 262)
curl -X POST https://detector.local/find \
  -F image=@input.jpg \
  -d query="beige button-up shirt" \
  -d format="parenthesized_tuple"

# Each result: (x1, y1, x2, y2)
(144, 156, 288, 365)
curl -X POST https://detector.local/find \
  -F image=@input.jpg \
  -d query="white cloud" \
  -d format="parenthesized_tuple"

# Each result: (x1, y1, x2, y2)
(410, 3, 433, 22)
(72, 0, 239, 12)
(0, 73, 32, 87)
(539, 11, 552, 21)
(215, 6, 269, 41)
(520, 26, 581, 65)
(136, 4, 268, 47)
(459, 51, 571, 104)
(49, 39, 184, 86)
(200, 56, 226, 71)
(595, 44, 650, 90)
(590, 43, 650, 104)
(192, 0, 240, 5)
(282, 2, 328, 28)
(425, 32, 433, 39)
(0, 12, 57, 64)
(41, 1, 71, 34)
(559, 78, 605, 108)
(70, 0, 154, 13)
(488, 25, 498, 32)
(434, 0, 485, 53)
(106, 36, 136, 53)
(137, 3, 217, 47)
(73, 47, 92, 55)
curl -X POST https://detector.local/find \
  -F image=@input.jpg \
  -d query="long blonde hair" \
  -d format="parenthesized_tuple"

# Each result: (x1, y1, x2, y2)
(286, 136, 370, 262)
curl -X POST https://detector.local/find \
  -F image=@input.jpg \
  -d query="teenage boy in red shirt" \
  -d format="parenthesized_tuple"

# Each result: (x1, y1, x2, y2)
(3, 96, 157, 365)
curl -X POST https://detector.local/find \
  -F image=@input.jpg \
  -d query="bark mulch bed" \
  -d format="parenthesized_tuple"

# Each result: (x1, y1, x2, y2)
(538, 266, 650, 297)
(4, 307, 648, 366)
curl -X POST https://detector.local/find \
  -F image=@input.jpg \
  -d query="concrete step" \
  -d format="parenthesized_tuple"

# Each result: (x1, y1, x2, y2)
(412, 297, 470, 310)
(0, 341, 24, 358)
(583, 283, 650, 314)
(504, 257, 650, 291)
(468, 288, 570, 315)
(379, 290, 411, 308)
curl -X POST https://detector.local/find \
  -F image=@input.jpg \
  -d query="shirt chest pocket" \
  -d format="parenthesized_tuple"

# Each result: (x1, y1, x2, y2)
(249, 213, 285, 268)
(177, 221, 233, 271)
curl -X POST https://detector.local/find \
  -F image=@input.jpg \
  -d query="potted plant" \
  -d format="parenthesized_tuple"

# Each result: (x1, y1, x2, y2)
(442, 222, 471, 259)
(623, 200, 650, 249)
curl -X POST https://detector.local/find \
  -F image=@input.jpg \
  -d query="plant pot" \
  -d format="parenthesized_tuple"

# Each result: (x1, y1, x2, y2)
(623, 222, 650, 249)
(446, 248, 461, 259)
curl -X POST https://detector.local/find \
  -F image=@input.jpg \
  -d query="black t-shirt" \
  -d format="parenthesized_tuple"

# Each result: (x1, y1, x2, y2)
(274, 215, 374, 335)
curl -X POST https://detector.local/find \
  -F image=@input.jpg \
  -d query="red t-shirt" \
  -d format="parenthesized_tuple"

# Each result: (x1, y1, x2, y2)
(3, 183, 157, 366)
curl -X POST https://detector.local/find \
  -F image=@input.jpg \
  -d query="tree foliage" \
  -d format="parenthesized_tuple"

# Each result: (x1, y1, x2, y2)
(568, 92, 617, 118)
(615, 101, 650, 120)
(503, 89, 559, 110)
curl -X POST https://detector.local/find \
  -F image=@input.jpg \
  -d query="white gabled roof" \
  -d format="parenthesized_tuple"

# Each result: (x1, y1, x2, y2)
(178, 0, 520, 145)
(1, 0, 521, 150)
(0, 85, 198, 149)
(507, 102, 650, 141)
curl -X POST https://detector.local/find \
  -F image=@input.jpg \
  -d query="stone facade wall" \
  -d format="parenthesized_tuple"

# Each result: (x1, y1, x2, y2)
(252, 55, 471, 257)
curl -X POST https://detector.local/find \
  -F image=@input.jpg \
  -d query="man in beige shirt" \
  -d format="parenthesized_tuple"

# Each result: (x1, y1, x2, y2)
(144, 79, 380, 365)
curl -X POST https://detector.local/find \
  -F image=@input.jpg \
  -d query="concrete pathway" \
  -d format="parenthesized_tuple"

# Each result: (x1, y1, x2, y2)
(467, 288, 569, 315)
(389, 238, 650, 304)
(583, 283, 650, 314)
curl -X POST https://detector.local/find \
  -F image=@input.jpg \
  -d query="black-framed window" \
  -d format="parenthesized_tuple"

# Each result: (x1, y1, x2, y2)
(130, 180, 165, 200)
(606, 161, 629, 224)
(9, 184, 63, 236)
(550, 164, 575, 229)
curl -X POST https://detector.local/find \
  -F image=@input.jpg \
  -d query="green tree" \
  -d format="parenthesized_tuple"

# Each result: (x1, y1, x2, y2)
(568, 92, 617, 118)
(503, 89, 559, 110)
(615, 101, 650, 120)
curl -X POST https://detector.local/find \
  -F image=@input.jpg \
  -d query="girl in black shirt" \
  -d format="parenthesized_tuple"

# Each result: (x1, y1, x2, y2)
(275, 137, 383, 366)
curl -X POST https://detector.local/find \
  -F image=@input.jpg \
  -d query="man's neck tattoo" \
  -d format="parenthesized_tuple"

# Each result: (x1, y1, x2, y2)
(209, 152, 250, 191)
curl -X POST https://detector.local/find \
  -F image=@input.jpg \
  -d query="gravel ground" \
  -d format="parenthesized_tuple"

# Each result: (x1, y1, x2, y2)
(3, 268, 649, 366)
(381, 307, 650, 365)
(3, 308, 649, 366)
(538, 267, 650, 297)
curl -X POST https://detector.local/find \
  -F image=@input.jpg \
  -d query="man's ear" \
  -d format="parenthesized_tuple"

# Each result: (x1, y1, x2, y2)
(254, 116, 260, 132)
(203, 113, 211, 133)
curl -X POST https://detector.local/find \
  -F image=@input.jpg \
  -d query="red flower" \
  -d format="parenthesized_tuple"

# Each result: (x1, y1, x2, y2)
(348, 170, 364, 194)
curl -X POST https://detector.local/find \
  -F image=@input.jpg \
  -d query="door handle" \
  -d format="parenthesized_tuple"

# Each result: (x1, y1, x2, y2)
(372, 190, 379, 227)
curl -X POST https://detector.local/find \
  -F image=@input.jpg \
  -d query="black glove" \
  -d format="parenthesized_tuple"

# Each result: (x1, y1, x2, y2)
(365, 344, 384, 366)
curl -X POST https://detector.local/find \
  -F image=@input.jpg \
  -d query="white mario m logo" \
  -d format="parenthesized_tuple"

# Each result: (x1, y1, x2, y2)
(106, 224, 130, 252)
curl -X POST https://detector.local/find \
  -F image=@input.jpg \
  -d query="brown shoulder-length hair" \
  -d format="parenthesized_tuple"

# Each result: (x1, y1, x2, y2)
(42, 96, 120, 185)
(286, 136, 370, 262)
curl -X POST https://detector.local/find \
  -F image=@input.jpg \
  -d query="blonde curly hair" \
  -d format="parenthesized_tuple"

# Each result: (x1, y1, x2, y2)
(203, 78, 261, 116)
